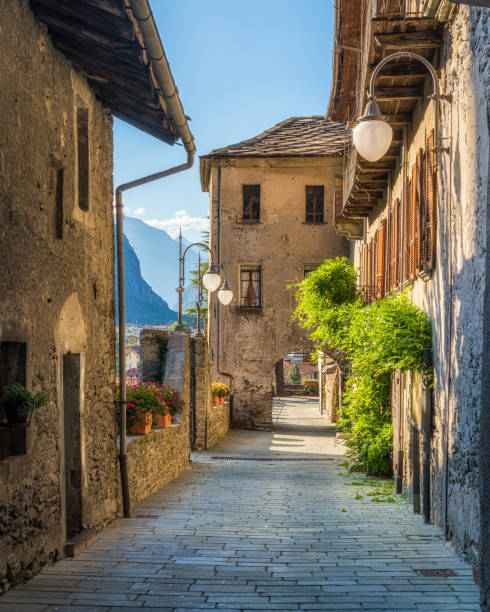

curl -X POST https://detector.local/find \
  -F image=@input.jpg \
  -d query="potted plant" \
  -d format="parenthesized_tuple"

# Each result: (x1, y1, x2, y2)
(0, 383, 47, 427)
(157, 384, 184, 425)
(212, 381, 231, 405)
(302, 379, 318, 396)
(122, 383, 160, 435)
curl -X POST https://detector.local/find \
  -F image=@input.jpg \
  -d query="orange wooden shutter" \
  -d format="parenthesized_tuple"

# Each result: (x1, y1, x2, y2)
(393, 198, 400, 288)
(403, 177, 410, 281)
(377, 219, 387, 298)
(416, 148, 424, 273)
(424, 130, 436, 271)
(410, 164, 417, 278)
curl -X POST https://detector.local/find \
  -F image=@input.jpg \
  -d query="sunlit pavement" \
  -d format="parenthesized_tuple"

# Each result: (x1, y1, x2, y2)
(0, 397, 480, 611)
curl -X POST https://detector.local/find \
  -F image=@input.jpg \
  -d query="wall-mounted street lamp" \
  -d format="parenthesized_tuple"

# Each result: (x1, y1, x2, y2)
(176, 230, 233, 331)
(353, 51, 447, 162)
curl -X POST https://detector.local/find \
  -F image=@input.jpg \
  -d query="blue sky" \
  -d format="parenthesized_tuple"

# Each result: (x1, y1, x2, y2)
(114, 0, 335, 242)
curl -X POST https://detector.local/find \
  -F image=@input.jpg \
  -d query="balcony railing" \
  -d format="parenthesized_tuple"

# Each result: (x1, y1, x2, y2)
(375, 0, 426, 18)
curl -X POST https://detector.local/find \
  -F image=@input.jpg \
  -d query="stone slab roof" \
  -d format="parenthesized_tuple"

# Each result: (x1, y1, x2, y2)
(200, 116, 347, 190)
(204, 116, 347, 158)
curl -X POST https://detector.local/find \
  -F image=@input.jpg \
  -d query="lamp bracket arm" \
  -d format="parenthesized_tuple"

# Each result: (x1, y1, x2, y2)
(182, 242, 212, 261)
(369, 51, 439, 100)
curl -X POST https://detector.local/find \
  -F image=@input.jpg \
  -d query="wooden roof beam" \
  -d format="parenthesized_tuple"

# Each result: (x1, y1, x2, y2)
(373, 87, 422, 101)
(374, 31, 441, 49)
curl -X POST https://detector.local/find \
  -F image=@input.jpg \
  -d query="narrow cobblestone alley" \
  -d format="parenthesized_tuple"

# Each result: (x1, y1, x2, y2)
(0, 398, 480, 612)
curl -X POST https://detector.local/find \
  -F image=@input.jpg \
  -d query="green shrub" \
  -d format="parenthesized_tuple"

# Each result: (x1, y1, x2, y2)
(291, 260, 432, 476)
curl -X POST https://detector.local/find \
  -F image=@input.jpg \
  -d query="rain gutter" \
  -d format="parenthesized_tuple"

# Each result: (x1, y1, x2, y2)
(116, 0, 196, 518)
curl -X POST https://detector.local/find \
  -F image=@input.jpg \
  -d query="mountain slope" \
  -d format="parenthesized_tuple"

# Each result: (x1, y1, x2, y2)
(115, 233, 177, 325)
(123, 216, 200, 306)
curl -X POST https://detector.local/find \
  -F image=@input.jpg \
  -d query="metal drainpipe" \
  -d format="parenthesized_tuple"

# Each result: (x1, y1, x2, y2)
(396, 126, 407, 495)
(116, 0, 196, 518)
(215, 163, 234, 394)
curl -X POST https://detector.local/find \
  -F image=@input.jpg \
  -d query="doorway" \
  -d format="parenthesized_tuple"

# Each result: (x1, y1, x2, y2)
(63, 353, 82, 539)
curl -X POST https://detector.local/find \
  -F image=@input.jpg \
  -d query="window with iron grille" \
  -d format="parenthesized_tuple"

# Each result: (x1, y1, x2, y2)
(305, 186, 324, 223)
(240, 266, 261, 307)
(242, 185, 260, 221)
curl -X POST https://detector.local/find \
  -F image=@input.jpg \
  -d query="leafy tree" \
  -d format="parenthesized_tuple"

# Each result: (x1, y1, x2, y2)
(286, 364, 301, 385)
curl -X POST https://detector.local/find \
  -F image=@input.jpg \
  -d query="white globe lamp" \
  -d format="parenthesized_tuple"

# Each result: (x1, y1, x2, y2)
(218, 281, 233, 306)
(352, 98, 393, 163)
(202, 265, 221, 292)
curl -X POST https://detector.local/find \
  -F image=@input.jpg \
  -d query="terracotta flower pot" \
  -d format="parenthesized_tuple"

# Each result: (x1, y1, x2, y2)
(213, 395, 220, 406)
(155, 412, 172, 429)
(219, 397, 225, 404)
(129, 411, 152, 435)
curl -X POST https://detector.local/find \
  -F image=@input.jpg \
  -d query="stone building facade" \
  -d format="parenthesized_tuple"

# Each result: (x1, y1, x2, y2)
(0, 0, 192, 590)
(200, 118, 349, 429)
(328, 0, 489, 602)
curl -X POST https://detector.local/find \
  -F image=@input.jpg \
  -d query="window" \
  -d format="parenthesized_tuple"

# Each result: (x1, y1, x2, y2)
(240, 266, 261, 307)
(77, 106, 89, 211)
(55, 168, 64, 239)
(305, 186, 324, 223)
(242, 185, 260, 221)
(304, 265, 319, 278)
(422, 130, 436, 273)
(0, 342, 27, 458)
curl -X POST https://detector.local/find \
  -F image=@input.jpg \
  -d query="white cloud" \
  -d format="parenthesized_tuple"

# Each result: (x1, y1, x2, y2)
(133, 207, 146, 217)
(144, 210, 209, 239)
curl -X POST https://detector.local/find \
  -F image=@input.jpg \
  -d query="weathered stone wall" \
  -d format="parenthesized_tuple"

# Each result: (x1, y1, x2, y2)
(192, 335, 229, 450)
(0, 0, 117, 590)
(206, 157, 348, 430)
(207, 402, 230, 449)
(324, 366, 339, 424)
(128, 332, 191, 506)
(353, 5, 489, 568)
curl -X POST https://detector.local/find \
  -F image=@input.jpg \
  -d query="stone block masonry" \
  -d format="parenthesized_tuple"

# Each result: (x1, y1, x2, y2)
(130, 331, 191, 506)
(132, 331, 229, 507)
(192, 335, 230, 450)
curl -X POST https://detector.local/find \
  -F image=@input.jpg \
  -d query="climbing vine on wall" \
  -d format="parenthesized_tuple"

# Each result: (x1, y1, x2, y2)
(290, 257, 432, 475)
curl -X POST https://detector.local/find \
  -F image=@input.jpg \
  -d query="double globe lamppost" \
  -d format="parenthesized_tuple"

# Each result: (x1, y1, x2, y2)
(176, 230, 233, 332)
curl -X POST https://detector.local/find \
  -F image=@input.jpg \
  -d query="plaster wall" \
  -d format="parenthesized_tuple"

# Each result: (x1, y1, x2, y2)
(207, 157, 348, 429)
(352, 6, 489, 566)
(0, 0, 117, 589)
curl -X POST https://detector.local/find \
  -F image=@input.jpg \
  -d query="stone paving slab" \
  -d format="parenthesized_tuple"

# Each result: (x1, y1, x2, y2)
(0, 398, 480, 611)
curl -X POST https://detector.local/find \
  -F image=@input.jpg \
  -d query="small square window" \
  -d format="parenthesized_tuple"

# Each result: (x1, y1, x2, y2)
(242, 185, 260, 221)
(240, 266, 262, 307)
(304, 265, 320, 278)
(306, 186, 324, 223)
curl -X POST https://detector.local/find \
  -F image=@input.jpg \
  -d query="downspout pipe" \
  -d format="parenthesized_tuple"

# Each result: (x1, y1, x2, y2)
(116, 0, 196, 518)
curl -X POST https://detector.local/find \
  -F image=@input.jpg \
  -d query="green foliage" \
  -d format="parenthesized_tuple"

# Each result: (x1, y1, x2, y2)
(290, 259, 432, 476)
(286, 364, 301, 385)
(0, 383, 47, 419)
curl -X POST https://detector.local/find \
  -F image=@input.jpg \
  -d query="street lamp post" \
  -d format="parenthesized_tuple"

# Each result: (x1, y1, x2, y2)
(176, 230, 232, 331)
(195, 251, 205, 337)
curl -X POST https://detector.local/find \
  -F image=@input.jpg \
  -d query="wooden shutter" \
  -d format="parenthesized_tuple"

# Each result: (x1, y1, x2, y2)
(394, 198, 401, 288)
(403, 177, 411, 282)
(363, 244, 368, 289)
(387, 206, 393, 291)
(377, 219, 387, 299)
(410, 164, 417, 278)
(415, 149, 424, 273)
(424, 130, 436, 271)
